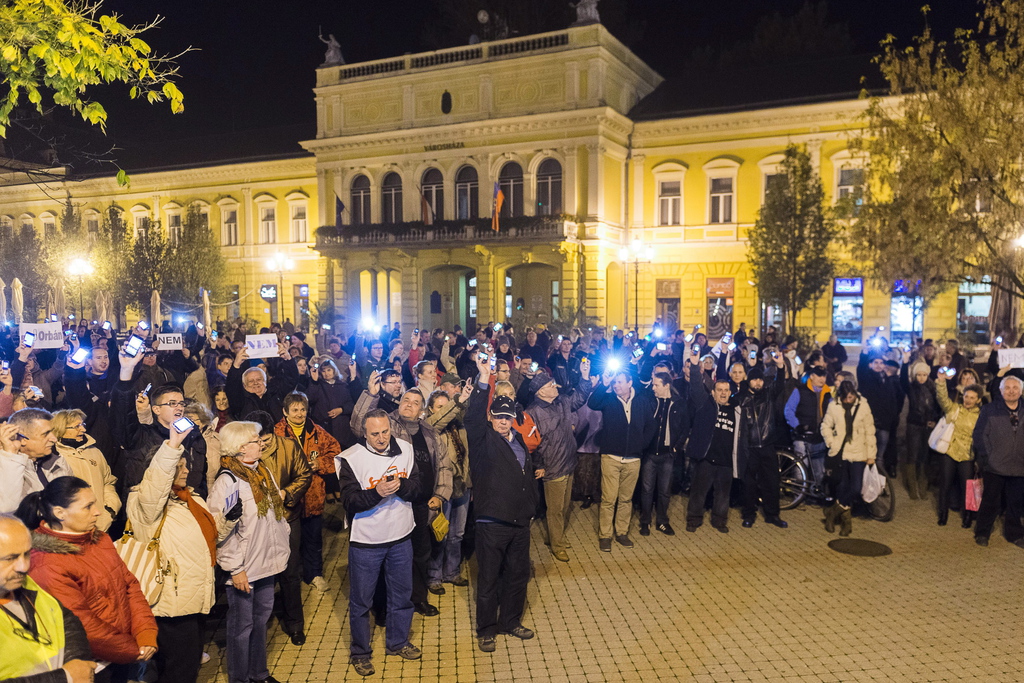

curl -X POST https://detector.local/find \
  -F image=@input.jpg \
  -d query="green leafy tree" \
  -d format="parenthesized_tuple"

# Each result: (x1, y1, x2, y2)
(0, 224, 48, 320)
(0, 0, 185, 139)
(853, 0, 1024, 318)
(125, 218, 167, 316)
(163, 203, 226, 309)
(747, 144, 840, 332)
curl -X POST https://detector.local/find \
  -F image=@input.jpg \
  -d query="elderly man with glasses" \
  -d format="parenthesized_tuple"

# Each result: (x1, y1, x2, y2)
(225, 344, 301, 423)
(111, 346, 209, 498)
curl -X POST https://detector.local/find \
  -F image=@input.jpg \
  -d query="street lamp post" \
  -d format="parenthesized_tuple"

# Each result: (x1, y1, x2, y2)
(619, 240, 653, 334)
(266, 252, 294, 325)
(67, 258, 93, 320)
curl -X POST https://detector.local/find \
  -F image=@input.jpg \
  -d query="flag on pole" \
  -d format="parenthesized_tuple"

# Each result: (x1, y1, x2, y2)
(419, 189, 434, 226)
(335, 194, 345, 229)
(491, 182, 505, 232)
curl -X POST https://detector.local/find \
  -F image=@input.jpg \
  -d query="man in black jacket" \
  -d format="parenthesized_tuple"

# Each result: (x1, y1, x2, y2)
(226, 344, 299, 422)
(738, 357, 789, 528)
(587, 367, 657, 551)
(111, 347, 208, 498)
(466, 355, 543, 653)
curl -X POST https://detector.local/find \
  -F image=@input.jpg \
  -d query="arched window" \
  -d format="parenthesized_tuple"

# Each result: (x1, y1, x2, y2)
(421, 168, 444, 223)
(536, 158, 562, 216)
(455, 166, 479, 220)
(499, 162, 524, 218)
(351, 175, 371, 226)
(382, 172, 403, 224)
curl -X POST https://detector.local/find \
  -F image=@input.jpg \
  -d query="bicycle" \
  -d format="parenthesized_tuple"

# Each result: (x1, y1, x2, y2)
(778, 447, 896, 522)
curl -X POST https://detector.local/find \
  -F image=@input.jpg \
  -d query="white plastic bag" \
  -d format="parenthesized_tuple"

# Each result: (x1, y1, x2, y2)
(928, 408, 959, 454)
(861, 463, 887, 503)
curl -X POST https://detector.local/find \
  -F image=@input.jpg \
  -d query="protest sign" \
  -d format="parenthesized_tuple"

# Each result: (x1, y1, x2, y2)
(157, 333, 183, 349)
(245, 334, 280, 359)
(997, 348, 1024, 369)
(20, 322, 65, 349)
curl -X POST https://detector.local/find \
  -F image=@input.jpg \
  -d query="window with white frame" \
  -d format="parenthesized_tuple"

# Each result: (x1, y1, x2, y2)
(259, 206, 277, 243)
(167, 212, 182, 246)
(41, 214, 56, 239)
(222, 208, 239, 245)
(455, 166, 479, 220)
(658, 180, 681, 225)
(498, 162, 524, 217)
(536, 158, 563, 216)
(837, 168, 865, 215)
(381, 172, 403, 224)
(351, 175, 371, 225)
(85, 213, 99, 245)
(421, 168, 444, 223)
(704, 159, 739, 224)
(134, 214, 151, 238)
(290, 204, 308, 242)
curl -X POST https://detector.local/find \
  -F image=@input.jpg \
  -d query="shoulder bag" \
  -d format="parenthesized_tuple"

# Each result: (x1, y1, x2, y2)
(117, 503, 171, 607)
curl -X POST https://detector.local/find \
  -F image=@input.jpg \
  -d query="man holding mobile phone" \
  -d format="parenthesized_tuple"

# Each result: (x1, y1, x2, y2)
(336, 410, 424, 676)
(0, 408, 71, 513)
(110, 345, 209, 497)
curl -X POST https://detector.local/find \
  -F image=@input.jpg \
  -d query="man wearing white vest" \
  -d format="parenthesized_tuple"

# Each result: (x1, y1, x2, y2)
(337, 409, 424, 677)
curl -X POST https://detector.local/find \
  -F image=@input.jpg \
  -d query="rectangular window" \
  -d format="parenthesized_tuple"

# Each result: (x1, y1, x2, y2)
(658, 180, 681, 226)
(457, 181, 478, 220)
(352, 188, 371, 225)
(1, 216, 13, 240)
(764, 173, 787, 200)
(20, 220, 32, 232)
(958, 279, 992, 343)
(227, 285, 240, 321)
(43, 220, 56, 239)
(291, 205, 308, 242)
(832, 277, 864, 344)
(86, 218, 99, 234)
(135, 216, 150, 237)
(167, 214, 182, 246)
(223, 209, 238, 246)
(838, 168, 865, 215)
(259, 207, 276, 244)
(294, 283, 310, 329)
(710, 177, 733, 223)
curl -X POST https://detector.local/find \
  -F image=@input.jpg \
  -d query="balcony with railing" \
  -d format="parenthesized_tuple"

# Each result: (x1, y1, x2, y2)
(315, 216, 577, 251)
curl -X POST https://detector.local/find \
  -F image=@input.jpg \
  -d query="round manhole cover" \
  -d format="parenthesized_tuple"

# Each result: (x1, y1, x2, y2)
(827, 539, 892, 557)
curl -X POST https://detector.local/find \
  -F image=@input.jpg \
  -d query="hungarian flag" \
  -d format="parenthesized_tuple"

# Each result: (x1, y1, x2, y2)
(491, 182, 504, 232)
(420, 190, 434, 226)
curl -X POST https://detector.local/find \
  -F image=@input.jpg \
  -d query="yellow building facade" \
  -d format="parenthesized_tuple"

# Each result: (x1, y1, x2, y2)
(0, 21, 980, 344)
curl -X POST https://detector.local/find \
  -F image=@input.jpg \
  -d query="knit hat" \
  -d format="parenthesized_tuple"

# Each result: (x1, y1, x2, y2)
(911, 362, 930, 378)
(747, 366, 765, 381)
(489, 395, 517, 418)
(529, 372, 557, 393)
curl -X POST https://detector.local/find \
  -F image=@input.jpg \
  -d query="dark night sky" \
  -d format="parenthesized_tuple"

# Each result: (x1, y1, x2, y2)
(90, 0, 980, 167)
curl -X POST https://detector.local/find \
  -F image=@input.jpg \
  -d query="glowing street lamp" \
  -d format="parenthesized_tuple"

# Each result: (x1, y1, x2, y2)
(266, 252, 294, 324)
(619, 240, 653, 333)
(68, 258, 94, 320)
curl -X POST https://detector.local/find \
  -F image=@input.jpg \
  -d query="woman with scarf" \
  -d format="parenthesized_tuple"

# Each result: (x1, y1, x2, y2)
(212, 387, 233, 432)
(900, 360, 941, 499)
(126, 422, 228, 683)
(208, 421, 290, 683)
(820, 381, 877, 537)
(51, 408, 120, 533)
(274, 392, 342, 591)
(306, 358, 360, 503)
(17, 476, 158, 683)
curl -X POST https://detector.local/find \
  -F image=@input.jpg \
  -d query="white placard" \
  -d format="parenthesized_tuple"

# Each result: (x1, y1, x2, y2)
(21, 322, 65, 349)
(245, 334, 280, 359)
(998, 348, 1024, 369)
(157, 333, 183, 349)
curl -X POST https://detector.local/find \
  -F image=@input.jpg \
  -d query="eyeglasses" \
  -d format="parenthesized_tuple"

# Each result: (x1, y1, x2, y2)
(242, 439, 262, 448)
(155, 401, 186, 408)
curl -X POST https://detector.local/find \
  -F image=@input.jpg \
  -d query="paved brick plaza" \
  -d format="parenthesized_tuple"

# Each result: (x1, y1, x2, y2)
(197, 495, 1024, 682)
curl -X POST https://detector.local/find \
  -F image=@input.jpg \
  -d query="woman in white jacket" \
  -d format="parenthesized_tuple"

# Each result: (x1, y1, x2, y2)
(208, 421, 290, 683)
(52, 409, 120, 532)
(820, 380, 877, 537)
(126, 420, 229, 683)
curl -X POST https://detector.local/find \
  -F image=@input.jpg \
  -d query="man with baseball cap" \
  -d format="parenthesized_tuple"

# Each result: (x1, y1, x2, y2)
(466, 354, 544, 653)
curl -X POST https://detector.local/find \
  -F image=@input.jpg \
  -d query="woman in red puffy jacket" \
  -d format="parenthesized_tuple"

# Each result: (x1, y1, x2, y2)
(17, 475, 158, 683)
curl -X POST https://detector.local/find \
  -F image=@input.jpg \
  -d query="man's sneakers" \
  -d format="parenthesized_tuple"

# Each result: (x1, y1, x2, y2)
(639, 523, 651, 536)
(656, 523, 675, 535)
(478, 636, 497, 652)
(765, 517, 789, 529)
(352, 659, 374, 677)
(500, 625, 535, 640)
(414, 602, 439, 616)
(615, 535, 634, 548)
(742, 518, 755, 528)
(427, 583, 445, 595)
(385, 643, 422, 660)
(310, 576, 329, 591)
(599, 537, 612, 552)
(552, 550, 569, 562)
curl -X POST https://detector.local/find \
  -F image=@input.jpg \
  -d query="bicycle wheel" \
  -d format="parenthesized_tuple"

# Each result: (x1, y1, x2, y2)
(867, 475, 896, 522)
(778, 449, 811, 511)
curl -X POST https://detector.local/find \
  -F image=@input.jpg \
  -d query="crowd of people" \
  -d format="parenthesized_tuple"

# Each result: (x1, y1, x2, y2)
(1, 315, 1022, 681)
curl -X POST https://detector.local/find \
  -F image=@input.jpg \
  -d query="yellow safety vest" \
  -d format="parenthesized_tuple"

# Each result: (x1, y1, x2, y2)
(0, 576, 67, 679)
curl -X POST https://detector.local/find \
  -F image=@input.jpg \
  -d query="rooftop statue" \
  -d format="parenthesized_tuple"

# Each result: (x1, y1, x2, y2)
(319, 33, 345, 66)
(571, 0, 600, 26)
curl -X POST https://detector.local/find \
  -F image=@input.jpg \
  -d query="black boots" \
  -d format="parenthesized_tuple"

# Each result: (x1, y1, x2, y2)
(838, 507, 853, 537)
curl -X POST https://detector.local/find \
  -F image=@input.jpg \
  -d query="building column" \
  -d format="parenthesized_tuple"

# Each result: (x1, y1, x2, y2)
(563, 146, 578, 217)
(631, 154, 645, 229)
(586, 143, 602, 219)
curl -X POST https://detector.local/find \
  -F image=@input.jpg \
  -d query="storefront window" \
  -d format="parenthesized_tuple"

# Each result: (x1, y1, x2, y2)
(832, 277, 864, 345)
(958, 279, 992, 343)
(706, 278, 734, 339)
(891, 279, 923, 344)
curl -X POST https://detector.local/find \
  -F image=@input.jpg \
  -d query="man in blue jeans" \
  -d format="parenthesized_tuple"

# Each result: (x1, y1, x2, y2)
(337, 409, 424, 677)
